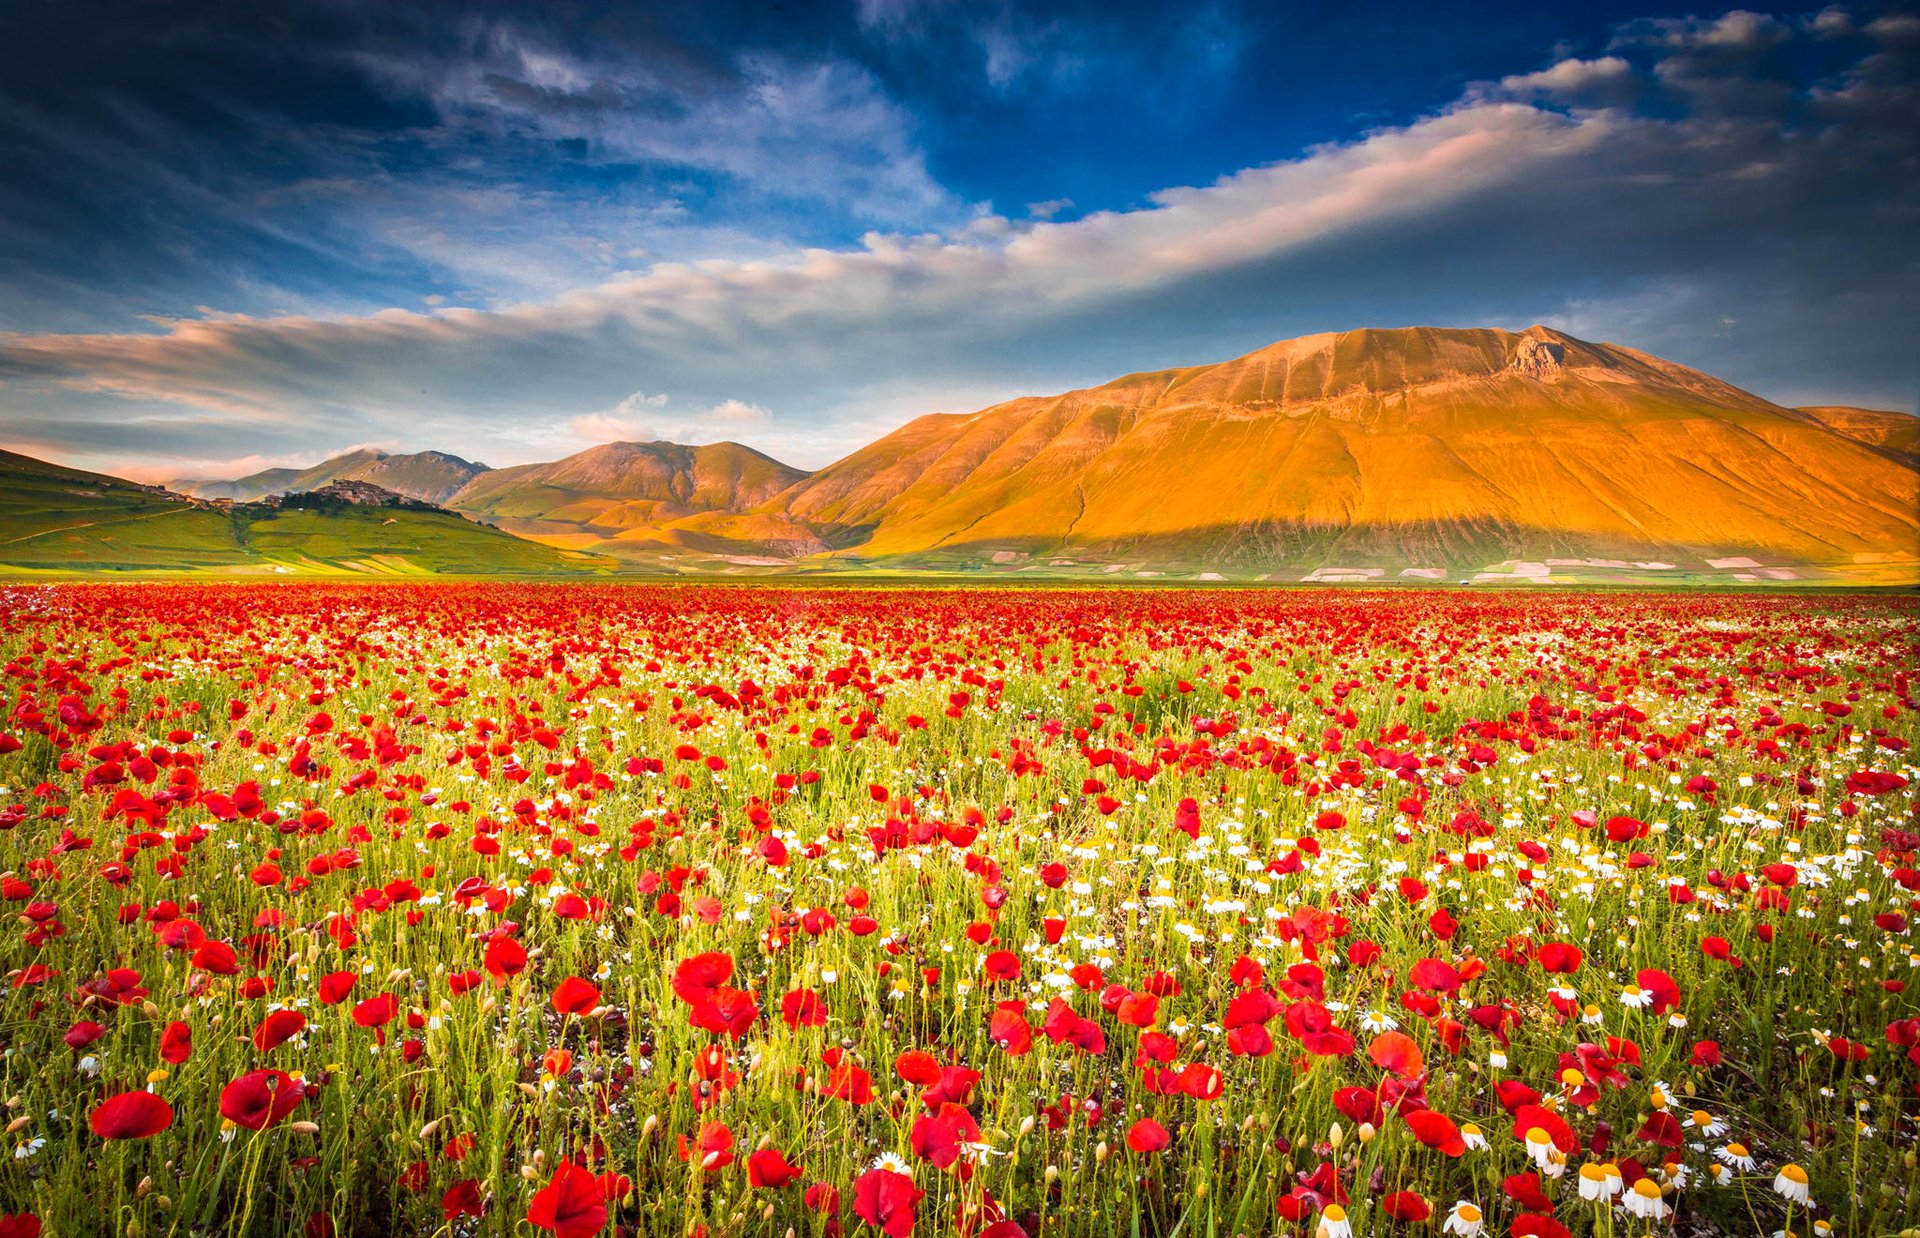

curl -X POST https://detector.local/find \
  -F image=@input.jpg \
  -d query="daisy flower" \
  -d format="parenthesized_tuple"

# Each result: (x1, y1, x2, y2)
(1622, 1177, 1668, 1220)
(1684, 1109, 1728, 1138)
(1772, 1162, 1811, 1204)
(871, 1151, 913, 1175)
(1715, 1142, 1756, 1171)
(1619, 983, 1651, 1009)
(1318, 1203, 1353, 1238)
(1442, 1201, 1485, 1237)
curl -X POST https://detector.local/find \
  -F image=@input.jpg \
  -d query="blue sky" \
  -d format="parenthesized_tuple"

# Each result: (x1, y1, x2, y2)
(0, 0, 1915, 477)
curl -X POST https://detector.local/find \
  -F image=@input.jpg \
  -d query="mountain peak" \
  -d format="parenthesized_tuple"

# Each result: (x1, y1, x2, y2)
(1507, 330, 1567, 378)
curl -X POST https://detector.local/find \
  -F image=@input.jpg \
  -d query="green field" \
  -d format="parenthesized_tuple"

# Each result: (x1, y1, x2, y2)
(0, 450, 610, 576)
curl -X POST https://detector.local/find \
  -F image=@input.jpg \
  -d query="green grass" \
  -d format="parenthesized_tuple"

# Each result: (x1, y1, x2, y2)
(0, 450, 610, 576)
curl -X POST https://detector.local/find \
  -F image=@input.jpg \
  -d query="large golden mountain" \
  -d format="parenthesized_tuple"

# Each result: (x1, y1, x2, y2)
(144, 325, 1920, 581)
(758, 325, 1918, 581)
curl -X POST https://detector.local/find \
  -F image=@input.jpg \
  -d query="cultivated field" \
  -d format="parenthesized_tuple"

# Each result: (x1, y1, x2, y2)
(0, 584, 1914, 1238)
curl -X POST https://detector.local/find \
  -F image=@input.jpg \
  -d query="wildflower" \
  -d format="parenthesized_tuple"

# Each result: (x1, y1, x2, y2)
(1684, 1109, 1728, 1138)
(1577, 1162, 1622, 1201)
(1442, 1201, 1485, 1237)
(1619, 984, 1651, 1009)
(88, 1091, 173, 1140)
(1318, 1203, 1353, 1238)
(1715, 1142, 1756, 1171)
(1604, 1174, 1661, 1222)
(1772, 1163, 1811, 1204)
(1523, 1125, 1557, 1169)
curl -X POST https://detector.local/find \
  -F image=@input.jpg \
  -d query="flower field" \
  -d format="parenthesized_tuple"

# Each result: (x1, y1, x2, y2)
(0, 583, 1916, 1238)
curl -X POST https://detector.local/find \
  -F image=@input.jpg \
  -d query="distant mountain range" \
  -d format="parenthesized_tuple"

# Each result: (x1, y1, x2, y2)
(174, 447, 489, 504)
(11, 325, 1919, 582)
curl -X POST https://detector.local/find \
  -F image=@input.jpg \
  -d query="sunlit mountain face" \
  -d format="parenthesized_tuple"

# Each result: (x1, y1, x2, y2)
(0, 0, 1914, 487)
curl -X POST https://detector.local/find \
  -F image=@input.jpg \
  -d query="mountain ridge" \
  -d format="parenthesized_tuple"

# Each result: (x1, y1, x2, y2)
(46, 325, 1920, 582)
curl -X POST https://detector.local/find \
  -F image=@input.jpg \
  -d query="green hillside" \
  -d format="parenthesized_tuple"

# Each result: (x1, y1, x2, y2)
(0, 449, 607, 576)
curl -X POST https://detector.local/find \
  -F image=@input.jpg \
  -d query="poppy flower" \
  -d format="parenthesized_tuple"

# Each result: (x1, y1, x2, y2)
(1368, 1030, 1424, 1076)
(89, 1090, 174, 1140)
(1404, 1107, 1467, 1157)
(1381, 1191, 1431, 1222)
(910, 1102, 980, 1168)
(527, 1162, 607, 1238)
(672, 953, 733, 1006)
(551, 976, 601, 1015)
(483, 936, 528, 983)
(442, 1180, 485, 1221)
(252, 1008, 307, 1051)
(853, 1168, 923, 1238)
(677, 1121, 735, 1170)
(747, 1147, 804, 1188)
(781, 987, 827, 1028)
(1409, 958, 1462, 993)
(220, 1070, 304, 1130)
(160, 1020, 193, 1064)
(1126, 1118, 1170, 1152)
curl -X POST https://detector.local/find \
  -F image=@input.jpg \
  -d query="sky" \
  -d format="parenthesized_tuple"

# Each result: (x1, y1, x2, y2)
(0, 0, 1915, 480)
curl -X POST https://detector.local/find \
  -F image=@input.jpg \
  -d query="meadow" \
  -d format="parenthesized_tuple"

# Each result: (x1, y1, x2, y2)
(0, 583, 1914, 1238)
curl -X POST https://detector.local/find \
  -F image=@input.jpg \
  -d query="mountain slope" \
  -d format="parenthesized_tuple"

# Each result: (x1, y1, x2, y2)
(1795, 406, 1920, 467)
(769, 326, 1920, 581)
(0, 449, 599, 576)
(448, 440, 816, 563)
(179, 449, 490, 504)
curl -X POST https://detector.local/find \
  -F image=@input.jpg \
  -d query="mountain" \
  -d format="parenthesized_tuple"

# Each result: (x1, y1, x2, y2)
(1795, 406, 1920, 468)
(447, 440, 817, 564)
(0, 449, 601, 576)
(764, 326, 1919, 583)
(178, 448, 490, 504)
(18, 326, 1919, 582)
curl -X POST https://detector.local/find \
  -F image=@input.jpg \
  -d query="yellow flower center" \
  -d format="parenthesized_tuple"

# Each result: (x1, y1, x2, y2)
(1781, 1163, 1809, 1185)
(1323, 1204, 1347, 1222)
(1633, 1179, 1662, 1199)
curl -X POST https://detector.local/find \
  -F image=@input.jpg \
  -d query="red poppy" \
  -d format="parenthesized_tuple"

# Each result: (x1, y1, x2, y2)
(1126, 1118, 1170, 1152)
(252, 1008, 307, 1051)
(527, 1162, 607, 1238)
(747, 1147, 804, 1188)
(1367, 1030, 1424, 1076)
(551, 976, 601, 1015)
(853, 1168, 922, 1238)
(88, 1091, 174, 1140)
(220, 1070, 305, 1130)
(160, 1020, 192, 1064)
(483, 936, 528, 983)
(442, 1180, 485, 1221)
(318, 971, 357, 1004)
(1403, 1107, 1466, 1157)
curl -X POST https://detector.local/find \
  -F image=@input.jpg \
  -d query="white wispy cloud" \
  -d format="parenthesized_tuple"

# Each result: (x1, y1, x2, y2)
(2, 11, 1915, 477)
